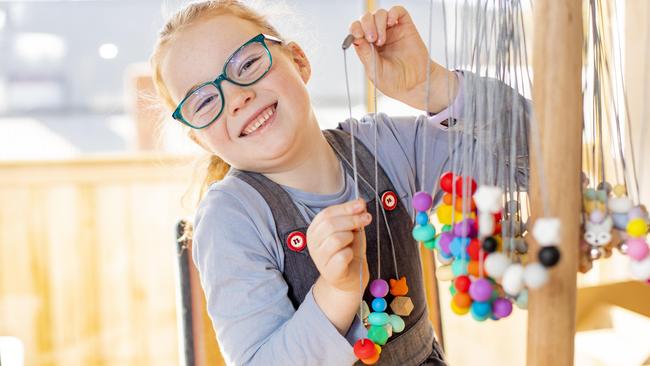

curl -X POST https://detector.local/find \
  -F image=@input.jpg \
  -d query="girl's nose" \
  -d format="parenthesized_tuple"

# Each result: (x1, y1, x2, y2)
(224, 85, 256, 116)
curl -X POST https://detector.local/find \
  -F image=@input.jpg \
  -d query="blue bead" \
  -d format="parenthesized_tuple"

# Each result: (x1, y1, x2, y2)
(368, 312, 390, 326)
(416, 211, 429, 226)
(412, 223, 436, 242)
(450, 237, 470, 258)
(451, 259, 469, 276)
(471, 301, 491, 318)
(371, 297, 387, 312)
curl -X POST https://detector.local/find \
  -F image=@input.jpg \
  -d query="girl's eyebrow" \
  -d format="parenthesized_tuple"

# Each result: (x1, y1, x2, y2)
(183, 82, 205, 100)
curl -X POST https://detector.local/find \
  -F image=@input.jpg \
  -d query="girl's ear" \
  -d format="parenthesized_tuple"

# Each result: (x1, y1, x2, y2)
(187, 129, 213, 153)
(286, 41, 311, 84)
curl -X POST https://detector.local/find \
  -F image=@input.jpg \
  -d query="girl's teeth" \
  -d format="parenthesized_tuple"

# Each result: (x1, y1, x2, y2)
(244, 105, 275, 136)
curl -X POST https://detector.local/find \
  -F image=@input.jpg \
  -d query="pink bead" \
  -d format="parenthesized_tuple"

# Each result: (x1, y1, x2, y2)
(627, 238, 649, 261)
(413, 192, 433, 212)
(369, 279, 389, 298)
(468, 278, 492, 302)
(628, 206, 646, 219)
(492, 297, 513, 318)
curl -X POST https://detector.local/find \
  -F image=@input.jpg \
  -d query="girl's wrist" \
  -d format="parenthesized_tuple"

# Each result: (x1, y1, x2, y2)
(313, 277, 362, 335)
(398, 63, 459, 114)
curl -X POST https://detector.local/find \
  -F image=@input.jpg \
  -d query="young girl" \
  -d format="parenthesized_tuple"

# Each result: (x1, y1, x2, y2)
(151, 1, 528, 365)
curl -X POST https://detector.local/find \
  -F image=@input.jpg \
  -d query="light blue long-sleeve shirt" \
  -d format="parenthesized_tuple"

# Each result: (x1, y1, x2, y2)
(192, 71, 531, 365)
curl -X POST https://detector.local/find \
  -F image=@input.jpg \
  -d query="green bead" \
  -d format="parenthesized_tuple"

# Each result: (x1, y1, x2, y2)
(423, 238, 437, 250)
(596, 190, 608, 203)
(412, 223, 436, 242)
(451, 259, 469, 276)
(368, 325, 389, 345)
(449, 283, 457, 296)
(584, 188, 597, 200)
(368, 312, 389, 326)
(389, 314, 405, 333)
(441, 224, 453, 232)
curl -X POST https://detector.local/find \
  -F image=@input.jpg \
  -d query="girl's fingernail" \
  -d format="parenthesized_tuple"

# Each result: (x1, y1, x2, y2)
(354, 201, 365, 210)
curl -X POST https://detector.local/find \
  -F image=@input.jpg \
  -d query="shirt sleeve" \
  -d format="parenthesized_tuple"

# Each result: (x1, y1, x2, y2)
(192, 189, 359, 366)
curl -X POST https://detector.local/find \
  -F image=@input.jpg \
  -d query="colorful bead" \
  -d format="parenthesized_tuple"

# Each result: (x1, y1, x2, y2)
(440, 172, 456, 193)
(368, 312, 389, 326)
(436, 204, 459, 225)
(628, 206, 647, 219)
(523, 263, 549, 289)
(441, 224, 453, 232)
(467, 260, 481, 277)
(453, 218, 477, 238)
(416, 211, 429, 226)
(371, 298, 388, 312)
(389, 276, 409, 296)
(413, 191, 433, 212)
(436, 264, 454, 281)
(454, 176, 477, 197)
(532, 218, 561, 246)
(492, 297, 513, 318)
(451, 259, 469, 276)
(367, 325, 389, 346)
(423, 238, 436, 250)
(608, 197, 633, 214)
(454, 275, 471, 293)
(627, 218, 648, 238)
(369, 279, 389, 298)
(354, 339, 377, 359)
(390, 296, 414, 317)
(469, 278, 492, 302)
(627, 239, 649, 261)
(389, 314, 405, 333)
(450, 237, 470, 258)
(438, 232, 454, 256)
(611, 213, 630, 230)
(471, 301, 491, 318)
(589, 210, 606, 224)
(502, 264, 525, 296)
(515, 289, 528, 309)
(482, 237, 498, 253)
(453, 292, 472, 308)
(450, 300, 470, 315)
(538, 246, 561, 267)
(467, 238, 481, 261)
(412, 223, 436, 242)
(474, 186, 503, 213)
(437, 251, 454, 265)
(478, 213, 495, 237)
(485, 252, 511, 279)
(613, 184, 626, 197)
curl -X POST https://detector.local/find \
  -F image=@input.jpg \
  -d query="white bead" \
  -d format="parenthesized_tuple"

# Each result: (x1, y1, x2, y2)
(437, 251, 453, 265)
(608, 197, 633, 214)
(532, 218, 561, 246)
(485, 252, 511, 279)
(523, 263, 549, 289)
(630, 257, 650, 280)
(474, 186, 503, 213)
(436, 265, 454, 281)
(502, 264, 525, 296)
(478, 213, 495, 237)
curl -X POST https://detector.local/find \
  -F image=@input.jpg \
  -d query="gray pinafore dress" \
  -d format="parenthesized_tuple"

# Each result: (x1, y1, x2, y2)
(229, 129, 446, 365)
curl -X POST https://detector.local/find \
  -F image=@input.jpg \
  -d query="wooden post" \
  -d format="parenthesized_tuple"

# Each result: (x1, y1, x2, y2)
(527, 1, 583, 365)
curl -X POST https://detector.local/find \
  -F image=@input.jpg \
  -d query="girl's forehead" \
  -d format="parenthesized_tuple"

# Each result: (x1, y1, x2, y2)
(162, 15, 263, 102)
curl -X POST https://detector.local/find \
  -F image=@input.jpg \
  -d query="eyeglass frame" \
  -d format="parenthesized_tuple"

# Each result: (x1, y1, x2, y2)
(171, 33, 283, 130)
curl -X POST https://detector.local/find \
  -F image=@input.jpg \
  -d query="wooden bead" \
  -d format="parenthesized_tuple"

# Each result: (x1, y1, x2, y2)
(389, 276, 409, 296)
(390, 296, 414, 317)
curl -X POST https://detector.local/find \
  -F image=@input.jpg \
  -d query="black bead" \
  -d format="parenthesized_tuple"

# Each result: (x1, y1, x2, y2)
(538, 246, 561, 267)
(482, 237, 498, 253)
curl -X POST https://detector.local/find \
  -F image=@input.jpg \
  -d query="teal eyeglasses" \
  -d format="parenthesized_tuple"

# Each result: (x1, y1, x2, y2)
(172, 33, 283, 129)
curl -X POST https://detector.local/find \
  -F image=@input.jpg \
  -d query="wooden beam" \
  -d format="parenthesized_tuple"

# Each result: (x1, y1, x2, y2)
(527, 1, 583, 365)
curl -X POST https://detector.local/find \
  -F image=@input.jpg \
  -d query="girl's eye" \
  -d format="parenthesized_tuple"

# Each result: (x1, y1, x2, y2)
(195, 96, 215, 113)
(239, 56, 261, 76)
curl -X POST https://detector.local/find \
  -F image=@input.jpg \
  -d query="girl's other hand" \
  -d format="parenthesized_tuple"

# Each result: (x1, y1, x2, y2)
(307, 198, 371, 294)
(348, 6, 458, 113)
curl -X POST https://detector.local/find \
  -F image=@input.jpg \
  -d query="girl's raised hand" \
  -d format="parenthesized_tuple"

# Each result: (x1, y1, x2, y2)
(349, 6, 457, 113)
(306, 198, 371, 294)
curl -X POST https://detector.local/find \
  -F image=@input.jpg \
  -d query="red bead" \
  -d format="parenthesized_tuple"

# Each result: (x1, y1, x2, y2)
(468, 238, 481, 261)
(354, 339, 377, 359)
(493, 211, 503, 222)
(440, 172, 456, 194)
(455, 176, 477, 197)
(454, 275, 471, 293)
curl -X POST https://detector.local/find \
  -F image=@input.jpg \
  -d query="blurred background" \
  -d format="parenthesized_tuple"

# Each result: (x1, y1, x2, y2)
(0, 0, 648, 365)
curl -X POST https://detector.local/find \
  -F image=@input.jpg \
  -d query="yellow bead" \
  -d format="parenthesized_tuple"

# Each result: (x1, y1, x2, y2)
(627, 218, 648, 238)
(436, 204, 454, 225)
(375, 344, 382, 355)
(583, 200, 595, 213)
(450, 299, 470, 315)
(613, 184, 626, 197)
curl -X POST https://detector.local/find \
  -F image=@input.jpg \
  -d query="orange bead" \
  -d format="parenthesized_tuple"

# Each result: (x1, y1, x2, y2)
(454, 196, 477, 212)
(453, 292, 472, 308)
(467, 260, 481, 277)
(389, 276, 409, 296)
(443, 193, 454, 205)
(361, 351, 380, 365)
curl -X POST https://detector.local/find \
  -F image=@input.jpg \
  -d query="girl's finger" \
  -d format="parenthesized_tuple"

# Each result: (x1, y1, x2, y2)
(360, 11, 377, 43)
(311, 213, 372, 248)
(387, 5, 410, 26)
(326, 246, 355, 276)
(349, 20, 364, 39)
(320, 231, 355, 262)
(374, 9, 388, 46)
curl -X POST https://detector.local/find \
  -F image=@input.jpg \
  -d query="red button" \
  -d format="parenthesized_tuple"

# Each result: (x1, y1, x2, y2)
(286, 231, 307, 252)
(381, 190, 398, 211)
